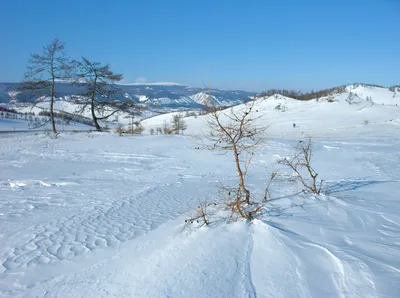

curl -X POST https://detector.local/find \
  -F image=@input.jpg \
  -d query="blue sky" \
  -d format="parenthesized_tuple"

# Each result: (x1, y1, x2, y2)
(1, 0, 399, 91)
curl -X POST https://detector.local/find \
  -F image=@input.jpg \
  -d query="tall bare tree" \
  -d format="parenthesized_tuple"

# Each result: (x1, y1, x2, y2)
(19, 39, 71, 134)
(204, 93, 267, 219)
(74, 57, 139, 131)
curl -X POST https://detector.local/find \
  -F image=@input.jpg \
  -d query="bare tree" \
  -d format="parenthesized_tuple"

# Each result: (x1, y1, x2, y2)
(74, 57, 141, 131)
(132, 121, 145, 134)
(162, 119, 173, 134)
(19, 39, 71, 134)
(115, 124, 124, 136)
(204, 94, 267, 219)
(279, 139, 322, 194)
(171, 113, 187, 134)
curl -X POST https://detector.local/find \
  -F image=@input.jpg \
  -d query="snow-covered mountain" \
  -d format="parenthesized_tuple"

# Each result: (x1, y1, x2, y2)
(0, 82, 254, 110)
(189, 91, 244, 106)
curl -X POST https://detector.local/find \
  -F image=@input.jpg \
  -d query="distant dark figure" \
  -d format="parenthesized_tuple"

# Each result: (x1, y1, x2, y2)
(293, 123, 296, 128)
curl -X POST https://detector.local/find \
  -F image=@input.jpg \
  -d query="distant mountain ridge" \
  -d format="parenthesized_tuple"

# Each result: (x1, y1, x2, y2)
(0, 82, 254, 109)
(1, 82, 398, 114)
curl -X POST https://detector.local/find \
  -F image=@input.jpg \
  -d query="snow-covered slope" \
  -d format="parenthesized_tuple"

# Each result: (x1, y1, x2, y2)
(315, 84, 400, 106)
(0, 117, 92, 132)
(142, 91, 400, 139)
(344, 84, 399, 105)
(0, 83, 399, 297)
(190, 91, 244, 106)
(3, 84, 398, 130)
(190, 92, 217, 105)
(11, 99, 140, 127)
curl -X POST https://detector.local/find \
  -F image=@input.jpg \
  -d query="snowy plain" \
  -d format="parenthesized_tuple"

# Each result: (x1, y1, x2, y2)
(0, 118, 92, 133)
(0, 86, 400, 297)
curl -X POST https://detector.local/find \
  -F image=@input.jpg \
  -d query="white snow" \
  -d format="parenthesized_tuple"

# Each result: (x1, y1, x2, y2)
(141, 111, 191, 130)
(0, 86, 399, 297)
(8, 99, 137, 128)
(0, 118, 92, 132)
(345, 84, 399, 106)
(189, 91, 243, 106)
(190, 91, 218, 105)
(137, 95, 149, 102)
(7, 91, 21, 99)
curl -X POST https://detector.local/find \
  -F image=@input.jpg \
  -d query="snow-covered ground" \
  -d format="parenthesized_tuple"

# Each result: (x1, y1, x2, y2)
(13, 100, 136, 126)
(143, 88, 400, 139)
(0, 117, 92, 132)
(0, 88, 399, 297)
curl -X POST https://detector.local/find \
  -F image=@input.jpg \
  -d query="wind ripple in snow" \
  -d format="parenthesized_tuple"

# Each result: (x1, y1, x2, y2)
(0, 184, 201, 273)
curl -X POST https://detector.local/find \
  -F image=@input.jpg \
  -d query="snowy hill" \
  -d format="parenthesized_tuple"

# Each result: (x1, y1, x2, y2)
(342, 84, 399, 105)
(2, 83, 399, 134)
(142, 88, 400, 138)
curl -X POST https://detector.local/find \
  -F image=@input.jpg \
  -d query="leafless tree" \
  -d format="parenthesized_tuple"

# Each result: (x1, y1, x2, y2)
(156, 127, 163, 135)
(171, 113, 187, 134)
(115, 124, 124, 136)
(162, 119, 173, 134)
(204, 93, 267, 219)
(74, 57, 141, 131)
(19, 38, 72, 134)
(132, 121, 145, 134)
(279, 139, 322, 194)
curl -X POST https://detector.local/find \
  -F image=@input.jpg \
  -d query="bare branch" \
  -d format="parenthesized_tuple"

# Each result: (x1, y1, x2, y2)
(279, 139, 322, 194)
(263, 171, 277, 201)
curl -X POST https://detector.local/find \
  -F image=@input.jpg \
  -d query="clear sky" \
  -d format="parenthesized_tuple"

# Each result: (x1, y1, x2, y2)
(1, 0, 399, 91)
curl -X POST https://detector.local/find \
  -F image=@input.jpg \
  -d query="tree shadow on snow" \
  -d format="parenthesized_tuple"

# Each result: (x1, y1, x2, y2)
(324, 178, 394, 194)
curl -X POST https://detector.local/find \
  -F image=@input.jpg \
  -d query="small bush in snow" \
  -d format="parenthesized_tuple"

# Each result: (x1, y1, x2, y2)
(275, 103, 287, 112)
(279, 139, 322, 195)
(185, 201, 211, 227)
(115, 124, 124, 136)
(132, 121, 145, 134)
(162, 120, 173, 135)
(170, 113, 187, 134)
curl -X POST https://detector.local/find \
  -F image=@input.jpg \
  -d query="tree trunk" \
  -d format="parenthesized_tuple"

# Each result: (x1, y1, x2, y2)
(90, 77, 101, 131)
(91, 96, 101, 131)
(50, 77, 57, 134)
(233, 145, 250, 204)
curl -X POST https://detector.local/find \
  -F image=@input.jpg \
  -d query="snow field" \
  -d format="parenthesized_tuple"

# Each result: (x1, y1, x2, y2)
(0, 87, 399, 297)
